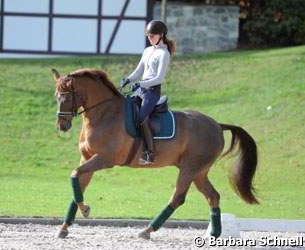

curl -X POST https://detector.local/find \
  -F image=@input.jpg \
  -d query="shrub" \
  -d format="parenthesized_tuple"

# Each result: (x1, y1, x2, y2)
(240, 0, 305, 46)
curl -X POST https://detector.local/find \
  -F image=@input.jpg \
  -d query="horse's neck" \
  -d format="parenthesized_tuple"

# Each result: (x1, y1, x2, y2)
(75, 76, 124, 126)
(82, 81, 114, 109)
(82, 95, 124, 127)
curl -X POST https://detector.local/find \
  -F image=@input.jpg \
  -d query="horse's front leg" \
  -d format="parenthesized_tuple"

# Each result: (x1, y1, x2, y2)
(57, 154, 112, 238)
(70, 154, 112, 215)
(58, 172, 93, 238)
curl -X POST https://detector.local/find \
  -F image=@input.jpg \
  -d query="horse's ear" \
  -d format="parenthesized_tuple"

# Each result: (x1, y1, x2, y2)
(52, 68, 60, 80)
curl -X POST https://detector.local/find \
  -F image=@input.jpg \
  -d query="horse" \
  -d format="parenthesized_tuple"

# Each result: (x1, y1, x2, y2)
(52, 68, 259, 239)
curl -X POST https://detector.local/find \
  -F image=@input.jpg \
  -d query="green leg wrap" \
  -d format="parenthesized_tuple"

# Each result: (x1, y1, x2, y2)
(149, 205, 175, 231)
(210, 207, 222, 238)
(64, 200, 78, 226)
(71, 177, 83, 203)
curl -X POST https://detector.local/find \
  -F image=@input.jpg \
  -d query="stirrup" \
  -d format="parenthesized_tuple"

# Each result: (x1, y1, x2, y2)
(139, 150, 154, 165)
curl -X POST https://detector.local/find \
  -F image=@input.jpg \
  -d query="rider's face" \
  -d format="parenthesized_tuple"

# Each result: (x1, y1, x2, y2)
(147, 34, 162, 46)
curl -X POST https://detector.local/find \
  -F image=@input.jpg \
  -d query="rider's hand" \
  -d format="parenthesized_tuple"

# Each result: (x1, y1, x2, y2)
(120, 78, 130, 88)
(131, 82, 141, 92)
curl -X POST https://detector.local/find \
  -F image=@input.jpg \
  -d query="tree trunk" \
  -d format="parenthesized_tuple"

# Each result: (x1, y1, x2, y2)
(160, 0, 167, 22)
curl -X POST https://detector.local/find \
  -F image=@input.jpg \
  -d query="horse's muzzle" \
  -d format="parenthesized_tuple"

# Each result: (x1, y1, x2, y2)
(56, 118, 72, 132)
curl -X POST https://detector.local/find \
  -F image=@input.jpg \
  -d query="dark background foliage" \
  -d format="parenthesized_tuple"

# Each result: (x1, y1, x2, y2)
(239, 0, 305, 46)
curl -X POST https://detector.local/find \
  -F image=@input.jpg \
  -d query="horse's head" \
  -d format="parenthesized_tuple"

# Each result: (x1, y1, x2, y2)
(52, 69, 83, 132)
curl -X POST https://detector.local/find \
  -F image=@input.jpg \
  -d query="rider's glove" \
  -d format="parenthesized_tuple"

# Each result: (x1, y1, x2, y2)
(120, 78, 130, 88)
(131, 82, 141, 92)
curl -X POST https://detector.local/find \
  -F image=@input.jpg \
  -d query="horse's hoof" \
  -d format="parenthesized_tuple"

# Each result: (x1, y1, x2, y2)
(138, 230, 151, 240)
(81, 204, 91, 218)
(56, 229, 68, 238)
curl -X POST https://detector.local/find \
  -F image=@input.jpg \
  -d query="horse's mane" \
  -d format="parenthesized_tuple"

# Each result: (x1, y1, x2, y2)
(69, 69, 122, 96)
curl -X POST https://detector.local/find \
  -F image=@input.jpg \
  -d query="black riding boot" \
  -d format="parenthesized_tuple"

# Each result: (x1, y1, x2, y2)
(139, 118, 154, 165)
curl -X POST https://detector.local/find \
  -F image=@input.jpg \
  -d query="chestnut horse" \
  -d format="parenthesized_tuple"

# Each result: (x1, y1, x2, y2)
(52, 68, 258, 239)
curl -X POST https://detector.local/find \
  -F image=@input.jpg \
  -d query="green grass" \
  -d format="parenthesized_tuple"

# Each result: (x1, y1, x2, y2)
(0, 46, 305, 221)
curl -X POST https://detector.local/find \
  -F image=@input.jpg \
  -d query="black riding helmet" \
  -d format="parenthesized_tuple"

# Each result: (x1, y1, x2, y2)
(145, 20, 168, 35)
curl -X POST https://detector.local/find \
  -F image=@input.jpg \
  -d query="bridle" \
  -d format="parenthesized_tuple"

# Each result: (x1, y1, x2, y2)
(56, 86, 115, 118)
(56, 87, 79, 118)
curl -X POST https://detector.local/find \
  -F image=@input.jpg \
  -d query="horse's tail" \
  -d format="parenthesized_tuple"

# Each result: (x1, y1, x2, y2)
(220, 123, 259, 204)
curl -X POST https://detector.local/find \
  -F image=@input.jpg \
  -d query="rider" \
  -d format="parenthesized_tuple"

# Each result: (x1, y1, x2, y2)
(121, 19, 176, 165)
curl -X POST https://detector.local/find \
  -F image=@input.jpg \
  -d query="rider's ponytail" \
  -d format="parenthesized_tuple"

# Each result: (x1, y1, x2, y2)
(163, 35, 176, 57)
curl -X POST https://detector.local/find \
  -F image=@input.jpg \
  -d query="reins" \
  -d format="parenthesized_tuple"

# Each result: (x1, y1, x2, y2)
(77, 96, 116, 116)
(57, 87, 117, 118)
(57, 71, 125, 118)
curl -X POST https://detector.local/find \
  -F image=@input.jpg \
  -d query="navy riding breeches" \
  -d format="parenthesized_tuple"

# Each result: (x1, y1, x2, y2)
(135, 88, 160, 124)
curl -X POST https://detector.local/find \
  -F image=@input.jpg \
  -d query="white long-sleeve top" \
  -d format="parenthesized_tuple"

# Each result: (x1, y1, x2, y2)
(127, 43, 170, 89)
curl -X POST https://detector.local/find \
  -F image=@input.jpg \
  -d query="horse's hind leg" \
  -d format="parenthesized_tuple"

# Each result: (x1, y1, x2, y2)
(193, 172, 222, 238)
(138, 170, 195, 239)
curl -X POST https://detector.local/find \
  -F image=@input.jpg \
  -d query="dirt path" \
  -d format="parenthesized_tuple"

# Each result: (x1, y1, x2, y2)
(0, 223, 304, 250)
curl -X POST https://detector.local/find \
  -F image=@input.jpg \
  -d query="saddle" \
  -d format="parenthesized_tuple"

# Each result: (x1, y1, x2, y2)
(124, 95, 175, 139)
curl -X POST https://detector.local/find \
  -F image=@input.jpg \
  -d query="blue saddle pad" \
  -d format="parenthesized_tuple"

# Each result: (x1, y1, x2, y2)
(124, 95, 176, 140)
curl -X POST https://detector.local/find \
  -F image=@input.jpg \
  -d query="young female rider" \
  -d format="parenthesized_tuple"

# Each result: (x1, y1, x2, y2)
(121, 19, 176, 165)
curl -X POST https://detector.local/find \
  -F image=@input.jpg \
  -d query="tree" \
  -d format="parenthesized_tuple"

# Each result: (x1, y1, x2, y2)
(240, 0, 305, 46)
(161, 0, 167, 22)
